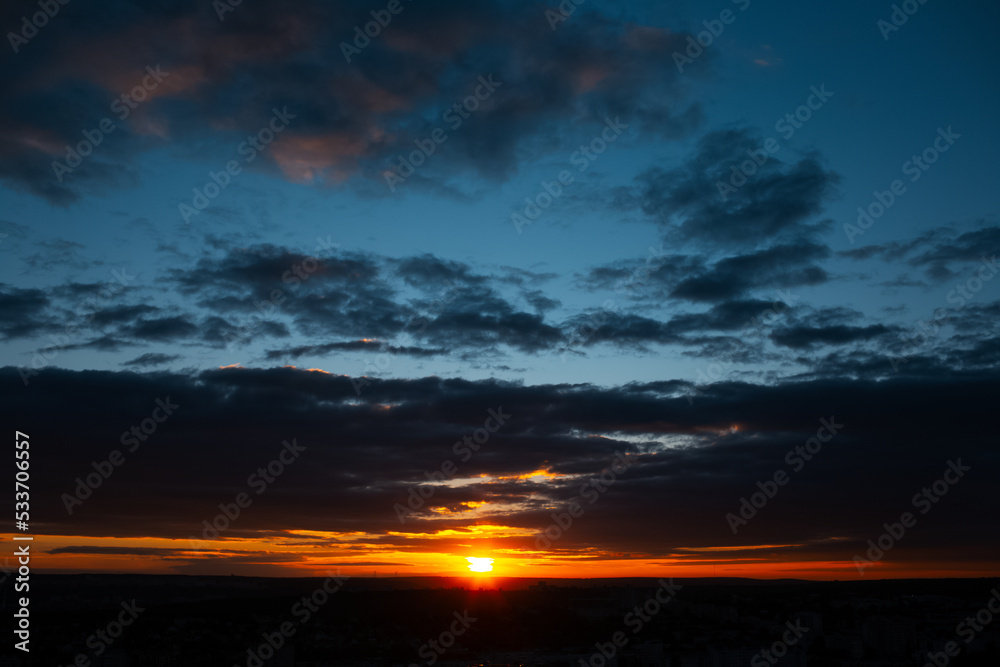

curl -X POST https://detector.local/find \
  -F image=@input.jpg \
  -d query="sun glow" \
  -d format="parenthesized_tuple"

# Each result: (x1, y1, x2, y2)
(466, 557, 494, 573)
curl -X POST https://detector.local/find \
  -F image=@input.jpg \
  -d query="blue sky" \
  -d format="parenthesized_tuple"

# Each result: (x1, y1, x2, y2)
(2, 0, 997, 389)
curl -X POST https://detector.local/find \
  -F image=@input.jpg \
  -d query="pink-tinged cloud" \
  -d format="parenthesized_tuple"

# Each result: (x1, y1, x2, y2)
(335, 76, 413, 114)
(380, 17, 479, 59)
(574, 65, 612, 94)
(3, 123, 66, 157)
(47, 15, 314, 100)
(622, 24, 681, 51)
(270, 133, 373, 184)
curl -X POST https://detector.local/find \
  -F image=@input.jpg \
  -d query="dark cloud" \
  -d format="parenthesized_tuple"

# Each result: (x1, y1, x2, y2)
(124, 352, 181, 367)
(670, 242, 829, 302)
(523, 289, 561, 313)
(2, 245, 568, 359)
(770, 324, 897, 350)
(90, 304, 160, 327)
(42, 334, 138, 354)
(564, 312, 677, 348)
(263, 341, 445, 360)
(786, 300, 1000, 379)
(560, 298, 797, 353)
(128, 315, 199, 342)
(626, 128, 839, 247)
(840, 223, 999, 282)
(581, 242, 828, 305)
(7, 233, 986, 374)
(3, 365, 996, 566)
(172, 244, 381, 298)
(762, 305, 902, 351)
(21, 239, 100, 271)
(5, 230, 991, 375)
(0, 219, 30, 242)
(419, 307, 565, 353)
(578, 252, 702, 296)
(0, 285, 51, 339)
(166, 244, 567, 354)
(394, 254, 486, 289)
(0, 0, 704, 203)
(49, 546, 189, 557)
(668, 299, 792, 333)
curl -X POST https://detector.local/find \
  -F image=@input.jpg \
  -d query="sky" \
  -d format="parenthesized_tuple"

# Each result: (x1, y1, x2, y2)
(1, 0, 998, 580)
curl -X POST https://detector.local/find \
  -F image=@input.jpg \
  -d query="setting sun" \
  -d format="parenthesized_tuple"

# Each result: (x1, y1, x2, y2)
(466, 557, 494, 573)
